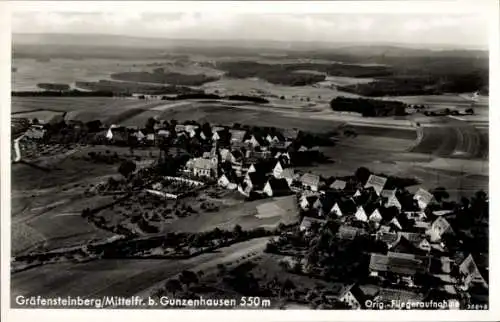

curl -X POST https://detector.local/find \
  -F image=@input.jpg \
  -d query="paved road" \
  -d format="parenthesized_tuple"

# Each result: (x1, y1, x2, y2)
(11, 237, 269, 304)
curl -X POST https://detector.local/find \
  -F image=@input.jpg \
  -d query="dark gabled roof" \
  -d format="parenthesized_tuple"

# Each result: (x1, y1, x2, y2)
(338, 198, 358, 215)
(231, 149, 245, 160)
(369, 252, 430, 276)
(247, 171, 268, 189)
(250, 160, 274, 174)
(266, 178, 291, 192)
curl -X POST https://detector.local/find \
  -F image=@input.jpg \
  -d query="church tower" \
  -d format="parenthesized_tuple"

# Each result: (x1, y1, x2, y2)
(210, 140, 219, 177)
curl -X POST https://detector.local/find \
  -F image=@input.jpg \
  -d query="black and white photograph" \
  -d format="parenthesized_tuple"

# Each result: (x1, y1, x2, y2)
(1, 1, 499, 320)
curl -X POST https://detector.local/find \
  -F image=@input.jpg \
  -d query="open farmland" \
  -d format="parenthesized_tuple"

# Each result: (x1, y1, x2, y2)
(11, 97, 168, 124)
(11, 144, 161, 255)
(11, 237, 270, 302)
(166, 195, 299, 233)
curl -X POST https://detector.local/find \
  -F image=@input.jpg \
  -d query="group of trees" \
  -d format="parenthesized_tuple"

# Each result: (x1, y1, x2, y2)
(330, 96, 407, 117)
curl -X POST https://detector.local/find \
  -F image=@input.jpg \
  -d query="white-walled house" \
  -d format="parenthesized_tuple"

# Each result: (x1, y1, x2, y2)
(369, 209, 383, 223)
(354, 206, 368, 222)
(330, 202, 343, 217)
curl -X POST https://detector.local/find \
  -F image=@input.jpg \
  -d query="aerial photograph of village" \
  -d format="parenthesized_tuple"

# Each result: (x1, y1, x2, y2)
(9, 7, 489, 311)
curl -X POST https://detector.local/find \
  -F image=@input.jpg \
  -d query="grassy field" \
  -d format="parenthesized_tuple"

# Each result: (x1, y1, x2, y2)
(10, 145, 161, 255)
(166, 195, 299, 233)
(11, 97, 167, 124)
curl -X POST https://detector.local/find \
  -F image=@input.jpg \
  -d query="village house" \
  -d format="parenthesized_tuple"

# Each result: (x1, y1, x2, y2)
(414, 188, 435, 210)
(239, 171, 267, 196)
(245, 134, 268, 149)
(354, 206, 368, 222)
(106, 126, 129, 145)
(457, 254, 488, 290)
(369, 252, 430, 286)
(364, 174, 388, 196)
(218, 173, 238, 190)
(24, 125, 46, 140)
(329, 180, 347, 191)
(272, 160, 286, 179)
(190, 158, 218, 178)
(323, 283, 366, 309)
(280, 168, 297, 186)
(376, 231, 401, 249)
(283, 128, 300, 141)
(263, 178, 291, 197)
(300, 173, 321, 192)
(427, 217, 454, 242)
(229, 129, 247, 143)
(368, 208, 383, 223)
(336, 225, 367, 240)
(299, 193, 321, 211)
(299, 216, 326, 234)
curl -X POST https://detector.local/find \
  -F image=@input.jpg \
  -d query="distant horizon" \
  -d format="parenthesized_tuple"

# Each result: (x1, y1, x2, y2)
(11, 11, 490, 51)
(12, 32, 489, 52)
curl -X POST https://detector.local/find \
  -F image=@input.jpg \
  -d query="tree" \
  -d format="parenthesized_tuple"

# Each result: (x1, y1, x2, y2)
(179, 270, 198, 289)
(118, 160, 136, 179)
(164, 279, 182, 297)
(216, 264, 226, 277)
(233, 224, 243, 239)
(278, 260, 289, 271)
(465, 108, 475, 115)
(355, 167, 371, 185)
(145, 117, 157, 131)
(32, 118, 39, 125)
(280, 278, 296, 298)
(431, 187, 449, 203)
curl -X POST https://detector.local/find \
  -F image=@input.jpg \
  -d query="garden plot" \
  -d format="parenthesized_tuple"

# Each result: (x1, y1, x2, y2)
(166, 195, 299, 233)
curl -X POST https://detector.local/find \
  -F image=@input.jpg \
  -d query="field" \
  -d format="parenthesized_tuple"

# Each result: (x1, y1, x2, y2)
(11, 237, 270, 302)
(166, 195, 299, 233)
(11, 145, 160, 255)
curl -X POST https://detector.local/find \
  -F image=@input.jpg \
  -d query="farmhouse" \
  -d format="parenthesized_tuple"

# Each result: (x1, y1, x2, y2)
(369, 252, 430, 284)
(272, 160, 286, 179)
(414, 188, 434, 210)
(24, 125, 46, 139)
(337, 225, 366, 240)
(300, 173, 320, 192)
(427, 217, 454, 242)
(364, 174, 387, 196)
(218, 173, 238, 190)
(281, 168, 297, 186)
(369, 209, 383, 223)
(457, 254, 488, 290)
(329, 180, 347, 191)
(263, 178, 291, 197)
(323, 283, 365, 309)
(354, 206, 368, 222)
(300, 216, 326, 233)
(229, 129, 247, 143)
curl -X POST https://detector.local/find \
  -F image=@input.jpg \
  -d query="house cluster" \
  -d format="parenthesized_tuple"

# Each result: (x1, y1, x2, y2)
(175, 123, 327, 199)
(298, 174, 488, 308)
